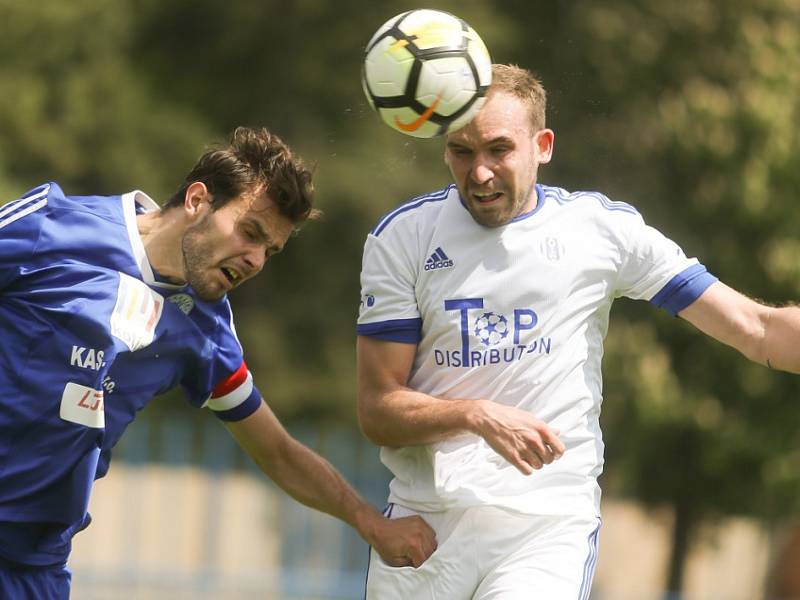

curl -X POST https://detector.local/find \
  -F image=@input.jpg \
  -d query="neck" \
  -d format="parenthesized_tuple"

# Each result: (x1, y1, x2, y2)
(137, 210, 187, 284)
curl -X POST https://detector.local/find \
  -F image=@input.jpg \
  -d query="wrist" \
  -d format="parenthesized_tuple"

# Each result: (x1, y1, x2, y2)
(463, 398, 488, 436)
(353, 503, 383, 546)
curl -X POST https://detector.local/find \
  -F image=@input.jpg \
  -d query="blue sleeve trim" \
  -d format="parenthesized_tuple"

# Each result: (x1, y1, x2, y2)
(213, 387, 262, 422)
(356, 318, 422, 344)
(650, 264, 718, 316)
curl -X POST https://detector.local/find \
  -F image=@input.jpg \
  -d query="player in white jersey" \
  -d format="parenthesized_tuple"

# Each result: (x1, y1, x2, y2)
(356, 65, 800, 599)
(0, 127, 435, 598)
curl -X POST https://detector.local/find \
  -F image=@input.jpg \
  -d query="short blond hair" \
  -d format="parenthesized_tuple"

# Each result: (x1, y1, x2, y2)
(489, 64, 547, 132)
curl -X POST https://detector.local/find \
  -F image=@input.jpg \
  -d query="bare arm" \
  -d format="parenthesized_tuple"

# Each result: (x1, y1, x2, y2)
(226, 401, 436, 567)
(678, 281, 800, 373)
(357, 336, 565, 475)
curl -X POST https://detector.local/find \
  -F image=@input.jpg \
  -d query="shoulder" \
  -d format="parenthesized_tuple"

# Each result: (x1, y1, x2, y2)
(188, 293, 242, 349)
(191, 296, 248, 398)
(1, 183, 57, 231)
(540, 184, 640, 218)
(538, 185, 646, 243)
(369, 184, 455, 238)
(4, 182, 128, 229)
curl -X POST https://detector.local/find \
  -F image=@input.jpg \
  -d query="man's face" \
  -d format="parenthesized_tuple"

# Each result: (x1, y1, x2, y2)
(444, 91, 553, 228)
(181, 191, 294, 301)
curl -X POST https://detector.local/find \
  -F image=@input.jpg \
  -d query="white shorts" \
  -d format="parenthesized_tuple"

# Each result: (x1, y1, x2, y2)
(365, 504, 600, 600)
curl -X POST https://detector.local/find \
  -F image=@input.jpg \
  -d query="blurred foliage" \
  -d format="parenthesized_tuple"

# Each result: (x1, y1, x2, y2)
(0, 0, 214, 199)
(555, 0, 800, 520)
(2, 0, 799, 575)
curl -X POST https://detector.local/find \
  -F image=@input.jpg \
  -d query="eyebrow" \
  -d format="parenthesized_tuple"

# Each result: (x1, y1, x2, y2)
(245, 218, 284, 253)
(447, 135, 514, 150)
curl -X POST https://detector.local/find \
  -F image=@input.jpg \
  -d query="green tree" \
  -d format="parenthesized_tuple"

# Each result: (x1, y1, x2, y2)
(0, 0, 215, 201)
(495, 0, 800, 593)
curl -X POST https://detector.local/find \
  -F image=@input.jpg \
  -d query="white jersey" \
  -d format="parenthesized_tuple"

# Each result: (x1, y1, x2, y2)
(357, 184, 717, 517)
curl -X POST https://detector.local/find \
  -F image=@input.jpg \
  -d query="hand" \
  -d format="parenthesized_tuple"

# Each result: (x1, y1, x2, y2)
(369, 514, 437, 568)
(470, 399, 565, 475)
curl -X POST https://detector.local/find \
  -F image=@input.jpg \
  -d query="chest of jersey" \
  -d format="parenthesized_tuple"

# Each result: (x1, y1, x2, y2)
(98, 290, 228, 443)
(414, 208, 621, 366)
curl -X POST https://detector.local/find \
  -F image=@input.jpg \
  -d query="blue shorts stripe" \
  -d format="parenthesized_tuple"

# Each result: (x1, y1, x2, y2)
(578, 520, 601, 600)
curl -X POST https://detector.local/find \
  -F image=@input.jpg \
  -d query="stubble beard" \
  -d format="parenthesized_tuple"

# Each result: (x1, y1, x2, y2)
(181, 220, 225, 302)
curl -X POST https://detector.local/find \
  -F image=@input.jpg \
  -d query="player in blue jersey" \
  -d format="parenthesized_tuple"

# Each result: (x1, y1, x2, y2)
(356, 64, 800, 599)
(0, 127, 435, 598)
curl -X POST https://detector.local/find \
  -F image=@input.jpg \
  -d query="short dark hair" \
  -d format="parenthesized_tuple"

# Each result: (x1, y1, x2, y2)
(163, 126, 319, 225)
(490, 64, 547, 132)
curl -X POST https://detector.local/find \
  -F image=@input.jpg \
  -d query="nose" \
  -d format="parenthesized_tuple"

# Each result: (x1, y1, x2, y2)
(243, 245, 266, 275)
(469, 155, 494, 185)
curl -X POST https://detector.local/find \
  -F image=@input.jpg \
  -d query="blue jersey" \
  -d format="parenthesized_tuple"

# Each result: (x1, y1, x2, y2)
(0, 183, 262, 566)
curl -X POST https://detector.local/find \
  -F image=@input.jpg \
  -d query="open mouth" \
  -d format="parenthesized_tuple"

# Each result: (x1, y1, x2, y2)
(473, 191, 503, 204)
(221, 267, 240, 284)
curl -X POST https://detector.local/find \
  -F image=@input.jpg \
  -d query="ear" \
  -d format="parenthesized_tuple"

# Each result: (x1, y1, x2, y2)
(534, 129, 555, 165)
(184, 182, 211, 218)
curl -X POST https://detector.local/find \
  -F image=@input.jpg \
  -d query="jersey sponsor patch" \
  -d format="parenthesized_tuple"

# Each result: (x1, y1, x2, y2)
(60, 382, 105, 428)
(111, 272, 164, 351)
(70, 345, 106, 371)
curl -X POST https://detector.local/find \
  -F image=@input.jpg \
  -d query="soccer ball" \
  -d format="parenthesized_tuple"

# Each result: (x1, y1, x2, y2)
(361, 9, 492, 138)
(474, 312, 509, 347)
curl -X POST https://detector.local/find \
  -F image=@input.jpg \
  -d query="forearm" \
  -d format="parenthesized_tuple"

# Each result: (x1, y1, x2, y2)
(356, 338, 563, 473)
(360, 386, 565, 475)
(225, 405, 387, 546)
(359, 386, 480, 447)
(760, 305, 800, 374)
(357, 336, 481, 447)
(244, 434, 385, 545)
(680, 283, 800, 374)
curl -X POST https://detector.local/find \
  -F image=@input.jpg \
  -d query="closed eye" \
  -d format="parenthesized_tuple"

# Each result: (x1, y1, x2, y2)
(240, 220, 266, 244)
(447, 145, 473, 157)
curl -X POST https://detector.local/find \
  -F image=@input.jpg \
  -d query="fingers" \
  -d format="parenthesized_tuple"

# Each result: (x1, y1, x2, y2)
(477, 402, 566, 475)
(419, 518, 438, 555)
(507, 422, 566, 475)
(510, 447, 540, 475)
(400, 518, 436, 567)
(529, 438, 563, 466)
(377, 515, 438, 568)
(408, 516, 437, 566)
(408, 548, 427, 568)
(541, 426, 566, 456)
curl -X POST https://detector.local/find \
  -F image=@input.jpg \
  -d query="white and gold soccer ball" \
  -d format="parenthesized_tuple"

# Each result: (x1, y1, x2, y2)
(361, 9, 492, 138)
